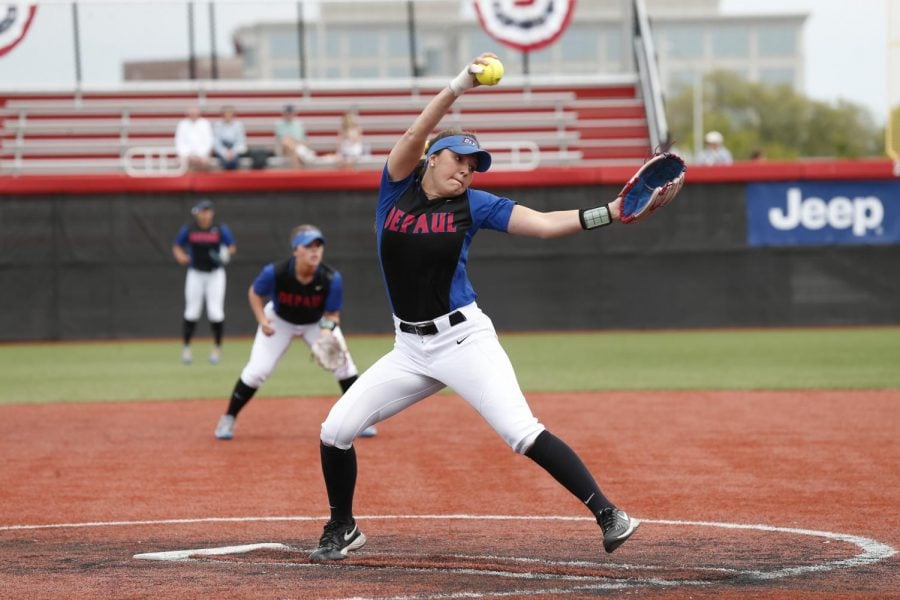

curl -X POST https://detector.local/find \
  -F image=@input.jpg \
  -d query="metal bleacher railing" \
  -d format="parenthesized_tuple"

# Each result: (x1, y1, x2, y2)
(1, 74, 650, 176)
(632, 0, 670, 151)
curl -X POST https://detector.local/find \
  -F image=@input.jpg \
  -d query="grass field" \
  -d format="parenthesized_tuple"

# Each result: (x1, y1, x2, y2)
(2, 326, 898, 404)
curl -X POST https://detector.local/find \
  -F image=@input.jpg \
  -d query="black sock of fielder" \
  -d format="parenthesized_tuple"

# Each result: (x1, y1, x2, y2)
(338, 375, 358, 394)
(320, 442, 357, 523)
(210, 320, 224, 346)
(525, 430, 614, 522)
(226, 379, 257, 417)
(182, 319, 197, 346)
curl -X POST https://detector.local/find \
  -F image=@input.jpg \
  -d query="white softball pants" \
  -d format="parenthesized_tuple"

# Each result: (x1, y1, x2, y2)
(241, 302, 358, 388)
(183, 267, 226, 322)
(320, 302, 545, 453)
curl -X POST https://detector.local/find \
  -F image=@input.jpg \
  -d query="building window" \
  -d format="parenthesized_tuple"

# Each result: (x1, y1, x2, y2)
(325, 30, 342, 56)
(712, 26, 749, 58)
(665, 26, 704, 59)
(243, 46, 257, 70)
(387, 30, 408, 56)
(758, 26, 796, 57)
(349, 65, 378, 78)
(269, 30, 299, 57)
(388, 64, 409, 78)
(605, 28, 622, 63)
(557, 27, 598, 62)
(272, 65, 300, 80)
(349, 31, 379, 56)
(461, 29, 499, 63)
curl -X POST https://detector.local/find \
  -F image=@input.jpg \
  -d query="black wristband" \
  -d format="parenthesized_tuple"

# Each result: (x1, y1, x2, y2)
(579, 204, 612, 230)
(319, 318, 337, 331)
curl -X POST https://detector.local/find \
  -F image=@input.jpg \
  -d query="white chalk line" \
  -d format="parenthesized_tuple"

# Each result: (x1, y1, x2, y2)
(2, 514, 895, 597)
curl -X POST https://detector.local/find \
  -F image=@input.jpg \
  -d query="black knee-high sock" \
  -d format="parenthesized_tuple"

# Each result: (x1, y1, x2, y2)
(338, 375, 358, 393)
(320, 442, 357, 523)
(525, 430, 614, 521)
(182, 319, 197, 345)
(210, 320, 224, 346)
(226, 379, 257, 417)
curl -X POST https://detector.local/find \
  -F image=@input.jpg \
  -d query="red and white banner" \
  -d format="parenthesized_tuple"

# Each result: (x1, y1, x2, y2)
(473, 0, 576, 53)
(0, 2, 37, 59)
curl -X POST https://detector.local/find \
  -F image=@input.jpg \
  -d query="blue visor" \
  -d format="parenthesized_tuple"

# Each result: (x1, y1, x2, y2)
(426, 135, 492, 172)
(291, 228, 325, 249)
(191, 199, 214, 214)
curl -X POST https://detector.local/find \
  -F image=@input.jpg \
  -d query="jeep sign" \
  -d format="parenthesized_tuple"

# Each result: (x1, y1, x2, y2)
(747, 182, 900, 246)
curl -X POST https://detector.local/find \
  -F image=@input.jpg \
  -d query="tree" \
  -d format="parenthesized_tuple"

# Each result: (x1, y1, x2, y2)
(665, 71, 884, 161)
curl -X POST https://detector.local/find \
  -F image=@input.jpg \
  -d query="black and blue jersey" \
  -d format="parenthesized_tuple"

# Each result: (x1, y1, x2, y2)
(252, 258, 342, 325)
(376, 166, 515, 322)
(174, 221, 235, 272)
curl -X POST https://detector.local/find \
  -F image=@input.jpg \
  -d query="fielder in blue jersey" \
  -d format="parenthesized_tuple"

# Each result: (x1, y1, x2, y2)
(172, 199, 236, 365)
(213, 225, 375, 441)
(310, 53, 657, 561)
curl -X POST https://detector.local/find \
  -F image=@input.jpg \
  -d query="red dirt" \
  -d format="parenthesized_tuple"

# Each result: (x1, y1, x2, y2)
(0, 390, 897, 598)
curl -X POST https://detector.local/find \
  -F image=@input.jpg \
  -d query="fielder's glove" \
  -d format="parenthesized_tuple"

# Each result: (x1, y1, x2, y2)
(208, 244, 231, 267)
(618, 152, 687, 224)
(311, 334, 347, 371)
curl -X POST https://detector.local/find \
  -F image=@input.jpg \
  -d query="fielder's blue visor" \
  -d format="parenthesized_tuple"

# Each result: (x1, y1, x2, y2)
(291, 228, 325, 249)
(191, 199, 214, 214)
(426, 135, 492, 172)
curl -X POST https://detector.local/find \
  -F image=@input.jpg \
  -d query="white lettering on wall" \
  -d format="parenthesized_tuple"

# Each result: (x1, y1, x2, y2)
(768, 188, 884, 236)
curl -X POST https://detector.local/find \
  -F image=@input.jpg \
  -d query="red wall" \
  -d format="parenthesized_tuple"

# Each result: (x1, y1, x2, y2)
(1, 158, 896, 196)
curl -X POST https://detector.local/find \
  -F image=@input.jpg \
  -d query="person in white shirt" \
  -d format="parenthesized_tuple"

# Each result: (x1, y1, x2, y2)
(213, 105, 248, 170)
(694, 130, 733, 165)
(175, 106, 214, 171)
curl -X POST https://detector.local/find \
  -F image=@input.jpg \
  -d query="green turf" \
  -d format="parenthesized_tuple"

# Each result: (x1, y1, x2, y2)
(1, 327, 898, 405)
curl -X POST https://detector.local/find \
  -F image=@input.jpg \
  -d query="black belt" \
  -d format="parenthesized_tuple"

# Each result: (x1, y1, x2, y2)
(398, 311, 466, 335)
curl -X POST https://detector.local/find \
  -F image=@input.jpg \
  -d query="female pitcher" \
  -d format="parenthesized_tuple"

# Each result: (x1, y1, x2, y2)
(309, 53, 661, 561)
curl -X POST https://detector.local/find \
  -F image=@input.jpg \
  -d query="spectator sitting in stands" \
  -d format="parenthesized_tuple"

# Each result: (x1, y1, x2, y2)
(175, 106, 214, 171)
(335, 112, 370, 167)
(275, 104, 316, 168)
(694, 130, 733, 165)
(323, 112, 370, 168)
(213, 105, 248, 170)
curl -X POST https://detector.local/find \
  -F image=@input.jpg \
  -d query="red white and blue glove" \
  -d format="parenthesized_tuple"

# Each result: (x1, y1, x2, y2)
(618, 152, 687, 224)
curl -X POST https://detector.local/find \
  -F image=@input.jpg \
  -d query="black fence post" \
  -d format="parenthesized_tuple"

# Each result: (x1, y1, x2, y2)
(297, 1, 307, 80)
(407, 1, 419, 77)
(187, 2, 197, 80)
(209, 2, 219, 80)
(72, 2, 82, 86)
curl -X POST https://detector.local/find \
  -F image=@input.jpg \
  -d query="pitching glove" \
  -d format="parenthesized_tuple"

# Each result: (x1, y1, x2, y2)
(618, 152, 687, 224)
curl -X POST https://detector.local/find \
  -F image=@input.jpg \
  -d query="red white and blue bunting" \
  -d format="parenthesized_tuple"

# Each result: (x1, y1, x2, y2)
(0, 2, 37, 59)
(473, 0, 576, 52)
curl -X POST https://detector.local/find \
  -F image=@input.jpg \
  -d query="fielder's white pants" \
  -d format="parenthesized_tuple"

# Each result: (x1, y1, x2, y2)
(183, 267, 226, 322)
(320, 302, 545, 453)
(241, 302, 358, 388)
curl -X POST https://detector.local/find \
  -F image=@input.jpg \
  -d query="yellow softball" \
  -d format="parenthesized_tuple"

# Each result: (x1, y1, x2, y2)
(475, 57, 504, 86)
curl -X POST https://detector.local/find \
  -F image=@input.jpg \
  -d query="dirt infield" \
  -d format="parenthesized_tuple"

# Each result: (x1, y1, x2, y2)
(1, 390, 897, 599)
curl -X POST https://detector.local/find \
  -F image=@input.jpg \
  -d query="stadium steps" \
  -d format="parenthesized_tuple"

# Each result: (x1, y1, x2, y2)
(0, 79, 650, 174)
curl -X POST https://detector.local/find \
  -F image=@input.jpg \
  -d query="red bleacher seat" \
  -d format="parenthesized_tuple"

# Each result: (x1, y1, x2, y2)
(0, 76, 651, 175)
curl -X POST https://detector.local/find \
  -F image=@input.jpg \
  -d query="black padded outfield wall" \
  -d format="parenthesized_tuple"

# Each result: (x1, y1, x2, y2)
(1, 183, 899, 340)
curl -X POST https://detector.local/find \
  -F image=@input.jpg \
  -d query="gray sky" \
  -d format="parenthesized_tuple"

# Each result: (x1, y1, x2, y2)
(720, 0, 890, 121)
(0, 0, 892, 123)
